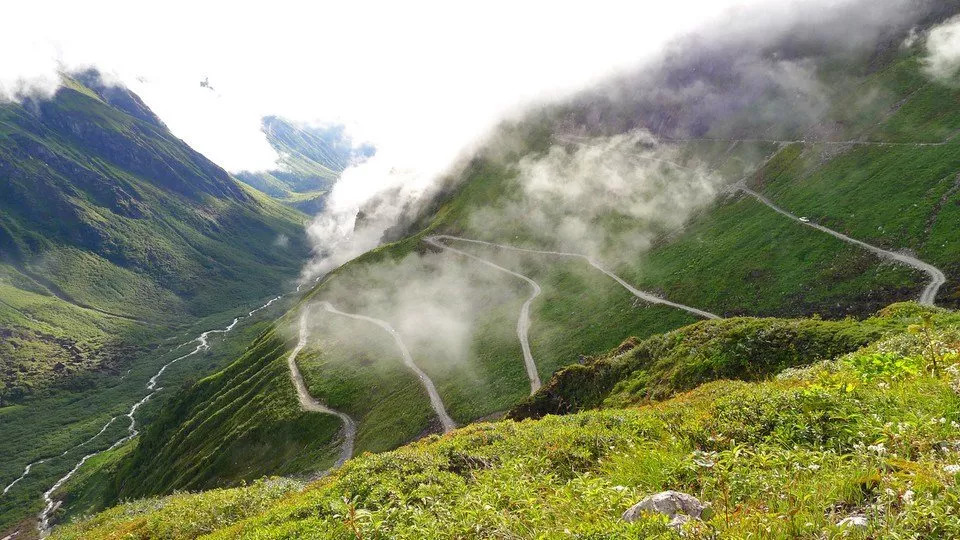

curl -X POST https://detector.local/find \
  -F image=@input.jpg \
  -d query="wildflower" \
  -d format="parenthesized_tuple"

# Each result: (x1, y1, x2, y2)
(902, 490, 915, 504)
(952, 421, 959, 429)
(885, 488, 896, 497)
(613, 485, 629, 492)
(808, 464, 820, 471)
(945, 465, 960, 474)
(867, 443, 887, 456)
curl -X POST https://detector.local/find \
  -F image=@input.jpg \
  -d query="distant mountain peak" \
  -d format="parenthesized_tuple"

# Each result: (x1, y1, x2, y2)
(68, 68, 169, 130)
(233, 116, 376, 213)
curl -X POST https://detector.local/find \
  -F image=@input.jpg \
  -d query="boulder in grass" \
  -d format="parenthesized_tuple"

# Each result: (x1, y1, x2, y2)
(622, 490, 709, 528)
(838, 515, 868, 529)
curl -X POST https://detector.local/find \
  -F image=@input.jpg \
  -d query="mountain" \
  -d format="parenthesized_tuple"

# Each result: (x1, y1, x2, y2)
(0, 71, 312, 533)
(235, 116, 375, 214)
(21, 1, 960, 536)
(0, 70, 310, 399)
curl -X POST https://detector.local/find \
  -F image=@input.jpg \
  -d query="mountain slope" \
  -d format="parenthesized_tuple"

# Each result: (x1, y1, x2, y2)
(52, 303, 960, 539)
(0, 72, 313, 534)
(0, 71, 310, 398)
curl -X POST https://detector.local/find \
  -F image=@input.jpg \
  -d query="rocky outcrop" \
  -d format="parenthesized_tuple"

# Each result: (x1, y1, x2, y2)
(622, 490, 709, 529)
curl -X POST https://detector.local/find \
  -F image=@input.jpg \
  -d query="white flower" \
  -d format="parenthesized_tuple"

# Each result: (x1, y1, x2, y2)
(612, 485, 629, 492)
(945, 465, 960, 475)
(885, 488, 897, 497)
(808, 464, 821, 471)
(867, 443, 887, 456)
(902, 490, 915, 504)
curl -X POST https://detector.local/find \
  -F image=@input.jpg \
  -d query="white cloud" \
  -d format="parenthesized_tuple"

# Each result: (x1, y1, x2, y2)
(6, 0, 915, 283)
(470, 131, 724, 262)
(924, 16, 960, 82)
(1, 0, 771, 172)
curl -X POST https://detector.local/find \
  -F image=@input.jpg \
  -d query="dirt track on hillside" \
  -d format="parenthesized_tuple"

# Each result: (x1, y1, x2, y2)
(319, 301, 455, 432)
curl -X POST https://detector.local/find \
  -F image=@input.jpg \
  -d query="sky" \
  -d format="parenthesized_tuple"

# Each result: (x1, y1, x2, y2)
(0, 0, 774, 175)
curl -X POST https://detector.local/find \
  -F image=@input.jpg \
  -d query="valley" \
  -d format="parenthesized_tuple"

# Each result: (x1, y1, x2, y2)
(0, 73, 311, 535)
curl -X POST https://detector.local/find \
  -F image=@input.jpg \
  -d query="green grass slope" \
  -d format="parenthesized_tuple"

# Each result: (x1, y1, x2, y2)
(508, 303, 952, 421)
(508, 315, 887, 421)
(52, 303, 960, 539)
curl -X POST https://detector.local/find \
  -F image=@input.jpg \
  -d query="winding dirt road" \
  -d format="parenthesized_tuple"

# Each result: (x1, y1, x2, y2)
(427, 235, 720, 320)
(318, 302, 455, 432)
(736, 184, 946, 305)
(557, 132, 960, 148)
(660, 134, 960, 147)
(423, 236, 544, 393)
(559, 134, 948, 307)
(286, 308, 356, 469)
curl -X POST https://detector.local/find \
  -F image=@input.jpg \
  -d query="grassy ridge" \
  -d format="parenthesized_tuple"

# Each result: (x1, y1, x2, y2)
(628, 195, 926, 318)
(509, 314, 892, 420)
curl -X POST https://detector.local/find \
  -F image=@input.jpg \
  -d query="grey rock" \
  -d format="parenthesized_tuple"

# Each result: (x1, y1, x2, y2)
(668, 514, 692, 529)
(622, 490, 707, 524)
